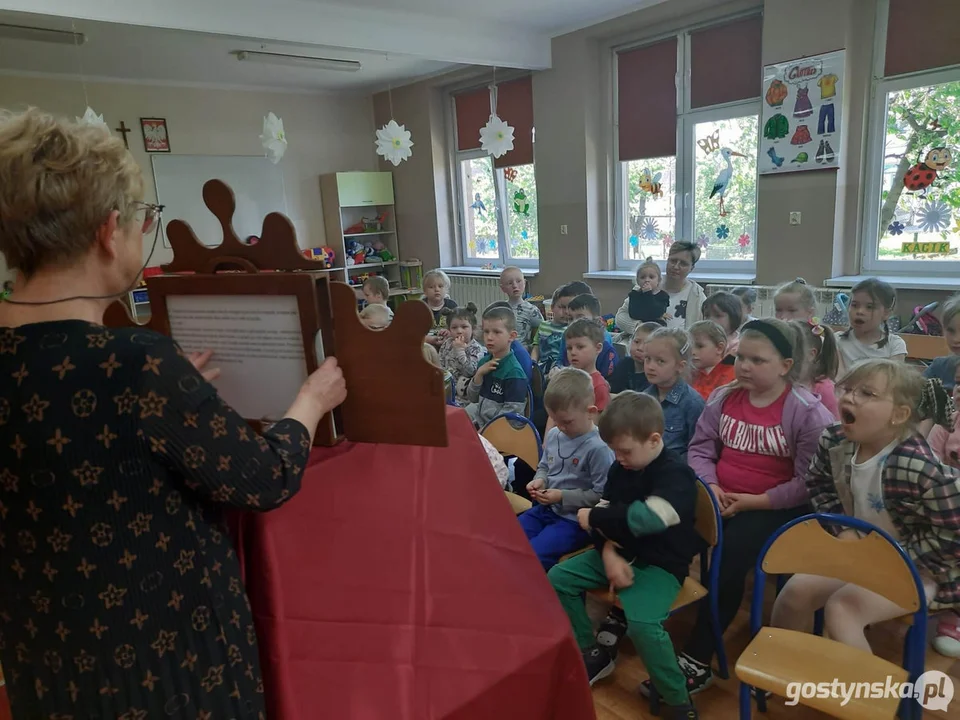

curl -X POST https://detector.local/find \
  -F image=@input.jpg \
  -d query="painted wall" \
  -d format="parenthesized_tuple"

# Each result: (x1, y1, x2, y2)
(0, 74, 377, 278)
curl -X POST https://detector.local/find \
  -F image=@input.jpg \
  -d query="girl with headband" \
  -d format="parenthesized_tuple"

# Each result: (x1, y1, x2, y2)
(790, 318, 841, 419)
(773, 360, 959, 657)
(641, 319, 834, 697)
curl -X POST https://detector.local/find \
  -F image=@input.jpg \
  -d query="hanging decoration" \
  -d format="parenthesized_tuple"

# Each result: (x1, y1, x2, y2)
(503, 167, 518, 183)
(628, 235, 640, 251)
(917, 199, 952, 233)
(470, 193, 487, 219)
(697, 129, 720, 155)
(639, 218, 659, 241)
(479, 77, 515, 159)
(697, 233, 710, 248)
(639, 169, 663, 198)
(260, 112, 287, 164)
(709, 148, 746, 217)
(716, 224, 730, 240)
(521, 230, 529, 240)
(76, 107, 108, 130)
(903, 147, 952, 194)
(375, 119, 413, 167)
(887, 221, 905, 236)
(738, 233, 751, 248)
(513, 188, 530, 216)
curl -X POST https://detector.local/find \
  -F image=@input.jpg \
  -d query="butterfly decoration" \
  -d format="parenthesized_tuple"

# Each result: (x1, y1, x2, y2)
(697, 129, 720, 155)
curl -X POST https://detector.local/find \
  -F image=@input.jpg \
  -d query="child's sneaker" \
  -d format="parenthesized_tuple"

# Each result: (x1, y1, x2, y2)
(596, 607, 628, 657)
(581, 645, 616, 686)
(638, 652, 714, 697)
(933, 612, 960, 658)
(665, 704, 699, 720)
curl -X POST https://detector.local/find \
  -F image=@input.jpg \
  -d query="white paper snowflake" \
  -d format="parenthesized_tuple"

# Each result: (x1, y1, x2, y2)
(76, 107, 108, 130)
(917, 200, 952, 233)
(260, 112, 287, 165)
(375, 119, 413, 166)
(479, 115, 515, 159)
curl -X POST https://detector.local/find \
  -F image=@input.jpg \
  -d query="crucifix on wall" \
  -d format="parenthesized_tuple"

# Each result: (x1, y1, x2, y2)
(115, 121, 131, 149)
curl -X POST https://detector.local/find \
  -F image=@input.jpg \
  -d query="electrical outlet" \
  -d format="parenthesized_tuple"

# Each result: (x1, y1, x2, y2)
(789, 211, 802, 226)
(560, 224, 568, 235)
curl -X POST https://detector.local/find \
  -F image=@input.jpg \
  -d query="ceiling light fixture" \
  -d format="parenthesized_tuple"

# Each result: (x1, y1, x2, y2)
(234, 50, 361, 72)
(0, 23, 86, 45)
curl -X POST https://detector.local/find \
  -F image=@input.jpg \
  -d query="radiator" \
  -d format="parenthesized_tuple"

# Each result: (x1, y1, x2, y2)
(705, 284, 841, 320)
(448, 274, 504, 311)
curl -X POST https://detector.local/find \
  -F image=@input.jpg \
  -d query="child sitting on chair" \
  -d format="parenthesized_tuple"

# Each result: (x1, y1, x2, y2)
(359, 303, 391, 331)
(438, 303, 484, 405)
(532, 283, 578, 372)
(610, 322, 660, 394)
(548, 391, 703, 718)
(689, 320, 735, 401)
(773, 360, 957, 655)
(464, 306, 529, 428)
(563, 319, 611, 413)
(520, 367, 615, 570)
(499, 265, 543, 351)
(925, 293, 960, 391)
(422, 269, 458, 346)
(614, 257, 670, 338)
(362, 275, 394, 319)
(422, 343, 454, 404)
(558, 294, 617, 379)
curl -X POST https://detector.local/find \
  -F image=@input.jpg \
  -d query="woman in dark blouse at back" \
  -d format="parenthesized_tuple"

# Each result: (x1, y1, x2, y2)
(0, 109, 346, 719)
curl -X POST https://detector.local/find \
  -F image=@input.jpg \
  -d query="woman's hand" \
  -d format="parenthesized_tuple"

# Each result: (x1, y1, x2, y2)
(577, 507, 593, 531)
(188, 349, 221, 382)
(282, 358, 347, 444)
(300, 358, 347, 416)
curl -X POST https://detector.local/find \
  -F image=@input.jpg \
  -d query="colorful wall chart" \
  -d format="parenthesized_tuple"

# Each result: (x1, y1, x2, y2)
(760, 49, 845, 175)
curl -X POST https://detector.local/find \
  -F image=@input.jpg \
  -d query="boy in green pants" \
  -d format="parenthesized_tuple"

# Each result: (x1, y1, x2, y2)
(548, 391, 702, 720)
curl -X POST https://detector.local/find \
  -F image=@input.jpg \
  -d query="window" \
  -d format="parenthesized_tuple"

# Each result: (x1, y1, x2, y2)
(452, 77, 538, 266)
(615, 16, 762, 271)
(861, 0, 960, 274)
(458, 154, 539, 263)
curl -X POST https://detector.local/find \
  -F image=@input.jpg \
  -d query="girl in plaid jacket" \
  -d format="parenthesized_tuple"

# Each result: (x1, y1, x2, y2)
(772, 359, 960, 654)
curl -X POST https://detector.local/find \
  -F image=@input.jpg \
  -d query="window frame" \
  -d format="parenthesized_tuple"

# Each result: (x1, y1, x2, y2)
(613, 25, 761, 272)
(861, 62, 960, 275)
(449, 93, 538, 269)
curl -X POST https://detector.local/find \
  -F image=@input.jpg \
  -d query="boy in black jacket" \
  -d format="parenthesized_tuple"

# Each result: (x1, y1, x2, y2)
(548, 391, 702, 720)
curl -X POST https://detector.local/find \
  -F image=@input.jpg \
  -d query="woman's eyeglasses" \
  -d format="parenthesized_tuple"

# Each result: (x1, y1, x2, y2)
(133, 202, 164, 235)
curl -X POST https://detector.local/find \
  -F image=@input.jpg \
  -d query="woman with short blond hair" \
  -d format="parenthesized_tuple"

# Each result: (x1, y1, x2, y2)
(0, 108, 345, 719)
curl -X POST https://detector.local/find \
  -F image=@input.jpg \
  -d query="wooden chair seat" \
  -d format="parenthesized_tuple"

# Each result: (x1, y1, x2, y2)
(736, 627, 907, 720)
(504, 491, 532, 515)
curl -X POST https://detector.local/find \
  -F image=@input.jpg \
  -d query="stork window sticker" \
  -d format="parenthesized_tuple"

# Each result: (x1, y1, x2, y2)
(760, 49, 845, 175)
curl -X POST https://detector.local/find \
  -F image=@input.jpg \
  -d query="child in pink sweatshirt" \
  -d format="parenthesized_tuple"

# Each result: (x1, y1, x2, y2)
(633, 319, 834, 697)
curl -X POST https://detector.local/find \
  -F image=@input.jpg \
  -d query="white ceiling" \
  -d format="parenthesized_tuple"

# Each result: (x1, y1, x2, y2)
(0, 0, 671, 90)
(317, 0, 663, 34)
(0, 12, 458, 92)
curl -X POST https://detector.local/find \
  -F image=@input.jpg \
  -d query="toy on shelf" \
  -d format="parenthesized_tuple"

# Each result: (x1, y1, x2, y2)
(344, 212, 389, 235)
(371, 239, 395, 262)
(400, 259, 423, 291)
(302, 246, 336, 268)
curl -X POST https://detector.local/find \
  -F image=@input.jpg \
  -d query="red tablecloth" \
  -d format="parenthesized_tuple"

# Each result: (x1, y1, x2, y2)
(232, 406, 595, 720)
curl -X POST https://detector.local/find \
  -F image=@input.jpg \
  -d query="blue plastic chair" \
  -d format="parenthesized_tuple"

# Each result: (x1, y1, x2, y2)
(511, 339, 534, 383)
(736, 514, 929, 720)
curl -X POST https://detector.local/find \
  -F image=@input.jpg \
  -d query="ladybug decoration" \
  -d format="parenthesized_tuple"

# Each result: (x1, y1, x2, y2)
(903, 146, 952, 194)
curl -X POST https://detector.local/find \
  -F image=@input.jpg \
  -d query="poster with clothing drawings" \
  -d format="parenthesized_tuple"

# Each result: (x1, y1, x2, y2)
(759, 49, 845, 175)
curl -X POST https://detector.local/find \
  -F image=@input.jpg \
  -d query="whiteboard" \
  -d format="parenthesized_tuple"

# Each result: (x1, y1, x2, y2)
(151, 155, 291, 247)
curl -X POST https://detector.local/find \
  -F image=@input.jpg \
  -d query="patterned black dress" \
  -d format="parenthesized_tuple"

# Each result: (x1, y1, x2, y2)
(0, 321, 311, 719)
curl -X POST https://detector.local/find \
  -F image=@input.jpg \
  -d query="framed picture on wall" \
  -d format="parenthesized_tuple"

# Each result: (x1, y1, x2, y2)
(140, 118, 171, 153)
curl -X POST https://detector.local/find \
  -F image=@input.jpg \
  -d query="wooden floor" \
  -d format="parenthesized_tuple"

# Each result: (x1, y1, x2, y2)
(588, 584, 960, 720)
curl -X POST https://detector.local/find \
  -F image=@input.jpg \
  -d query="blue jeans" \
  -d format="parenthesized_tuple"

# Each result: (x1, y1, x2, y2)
(818, 103, 835, 134)
(518, 504, 591, 570)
